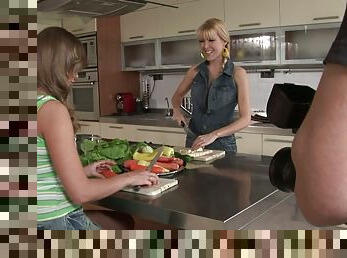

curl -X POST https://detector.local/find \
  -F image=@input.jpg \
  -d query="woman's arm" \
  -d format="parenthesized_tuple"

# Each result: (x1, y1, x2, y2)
(38, 101, 158, 205)
(192, 66, 251, 149)
(292, 64, 347, 226)
(171, 65, 198, 125)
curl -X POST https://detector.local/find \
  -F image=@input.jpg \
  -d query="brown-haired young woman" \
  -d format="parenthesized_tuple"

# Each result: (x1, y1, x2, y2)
(37, 27, 158, 230)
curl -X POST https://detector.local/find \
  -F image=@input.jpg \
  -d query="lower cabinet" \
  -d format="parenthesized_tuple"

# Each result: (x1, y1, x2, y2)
(96, 121, 294, 155)
(262, 134, 294, 156)
(235, 132, 263, 155)
(99, 123, 186, 146)
(135, 126, 186, 147)
(99, 123, 138, 141)
(78, 121, 100, 136)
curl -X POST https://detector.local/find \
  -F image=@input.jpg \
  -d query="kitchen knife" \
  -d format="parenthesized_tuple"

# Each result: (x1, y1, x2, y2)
(133, 146, 164, 191)
(146, 146, 164, 171)
(180, 121, 195, 136)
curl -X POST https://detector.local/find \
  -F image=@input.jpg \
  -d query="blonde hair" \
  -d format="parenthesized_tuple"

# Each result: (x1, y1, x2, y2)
(38, 27, 86, 133)
(197, 18, 230, 67)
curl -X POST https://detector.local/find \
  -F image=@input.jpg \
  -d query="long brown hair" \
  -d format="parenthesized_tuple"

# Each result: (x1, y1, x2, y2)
(37, 27, 86, 133)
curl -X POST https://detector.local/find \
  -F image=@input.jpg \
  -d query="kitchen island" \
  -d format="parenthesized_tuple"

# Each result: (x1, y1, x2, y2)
(92, 153, 339, 229)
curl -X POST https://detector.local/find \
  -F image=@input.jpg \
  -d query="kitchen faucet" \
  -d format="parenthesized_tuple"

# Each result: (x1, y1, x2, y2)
(165, 97, 171, 117)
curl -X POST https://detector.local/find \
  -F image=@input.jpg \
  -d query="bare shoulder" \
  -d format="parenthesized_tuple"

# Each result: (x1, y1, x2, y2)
(234, 66, 247, 77)
(38, 100, 72, 133)
(39, 100, 69, 117)
(185, 64, 199, 80)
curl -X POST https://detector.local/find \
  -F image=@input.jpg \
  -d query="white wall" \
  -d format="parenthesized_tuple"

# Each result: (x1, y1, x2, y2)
(144, 70, 322, 111)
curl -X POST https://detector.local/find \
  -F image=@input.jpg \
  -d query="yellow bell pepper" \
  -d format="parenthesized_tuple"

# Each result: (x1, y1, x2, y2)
(133, 151, 158, 161)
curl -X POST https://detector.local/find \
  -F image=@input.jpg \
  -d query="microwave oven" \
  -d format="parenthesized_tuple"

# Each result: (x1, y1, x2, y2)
(79, 34, 97, 68)
(68, 69, 100, 121)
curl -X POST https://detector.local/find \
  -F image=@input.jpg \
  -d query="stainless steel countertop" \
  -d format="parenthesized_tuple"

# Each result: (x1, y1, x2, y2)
(94, 154, 295, 229)
(99, 111, 294, 136)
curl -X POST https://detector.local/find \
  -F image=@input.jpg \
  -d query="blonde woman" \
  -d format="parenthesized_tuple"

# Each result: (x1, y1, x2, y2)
(172, 18, 251, 153)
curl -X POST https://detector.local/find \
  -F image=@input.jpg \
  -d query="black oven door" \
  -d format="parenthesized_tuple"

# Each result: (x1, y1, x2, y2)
(69, 82, 99, 121)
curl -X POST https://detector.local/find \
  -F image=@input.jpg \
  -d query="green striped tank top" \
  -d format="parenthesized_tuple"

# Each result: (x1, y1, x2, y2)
(37, 95, 80, 221)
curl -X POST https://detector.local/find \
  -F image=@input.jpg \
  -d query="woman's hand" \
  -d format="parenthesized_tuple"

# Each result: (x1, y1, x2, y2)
(123, 170, 159, 187)
(192, 132, 218, 150)
(84, 160, 116, 179)
(172, 108, 187, 126)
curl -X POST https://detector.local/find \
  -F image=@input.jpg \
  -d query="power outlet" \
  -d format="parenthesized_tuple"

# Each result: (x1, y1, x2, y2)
(153, 74, 163, 81)
(260, 70, 275, 78)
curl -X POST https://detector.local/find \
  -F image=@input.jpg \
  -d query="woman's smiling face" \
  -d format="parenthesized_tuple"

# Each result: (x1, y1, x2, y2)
(199, 31, 226, 62)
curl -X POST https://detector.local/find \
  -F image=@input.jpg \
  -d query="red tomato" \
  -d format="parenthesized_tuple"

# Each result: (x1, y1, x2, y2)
(99, 169, 116, 178)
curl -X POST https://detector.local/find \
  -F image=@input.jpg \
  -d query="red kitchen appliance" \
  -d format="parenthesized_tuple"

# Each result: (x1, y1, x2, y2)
(115, 93, 136, 114)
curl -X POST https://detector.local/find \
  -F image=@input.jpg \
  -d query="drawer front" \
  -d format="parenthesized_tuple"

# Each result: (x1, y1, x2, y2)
(136, 127, 186, 146)
(99, 123, 137, 141)
(78, 121, 100, 135)
(262, 135, 294, 156)
(235, 133, 262, 155)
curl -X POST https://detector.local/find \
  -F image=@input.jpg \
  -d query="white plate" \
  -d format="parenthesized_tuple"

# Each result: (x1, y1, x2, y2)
(157, 166, 185, 177)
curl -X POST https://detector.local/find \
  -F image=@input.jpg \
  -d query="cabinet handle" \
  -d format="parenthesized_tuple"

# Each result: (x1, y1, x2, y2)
(235, 136, 242, 139)
(178, 29, 195, 34)
(239, 22, 261, 27)
(313, 16, 339, 21)
(79, 124, 90, 127)
(71, 28, 83, 32)
(138, 128, 185, 134)
(109, 126, 124, 129)
(129, 35, 144, 39)
(242, 60, 263, 63)
(264, 138, 292, 143)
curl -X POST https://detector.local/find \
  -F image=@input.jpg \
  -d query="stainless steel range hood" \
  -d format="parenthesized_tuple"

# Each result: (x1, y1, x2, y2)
(37, 0, 147, 17)
(38, 0, 178, 17)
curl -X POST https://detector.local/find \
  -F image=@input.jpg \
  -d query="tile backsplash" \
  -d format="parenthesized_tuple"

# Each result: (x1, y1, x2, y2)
(143, 69, 322, 111)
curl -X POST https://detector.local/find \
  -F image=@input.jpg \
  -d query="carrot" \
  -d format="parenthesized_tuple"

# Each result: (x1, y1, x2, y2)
(171, 158, 184, 166)
(158, 157, 174, 163)
(152, 165, 167, 174)
(155, 162, 179, 171)
(129, 163, 168, 174)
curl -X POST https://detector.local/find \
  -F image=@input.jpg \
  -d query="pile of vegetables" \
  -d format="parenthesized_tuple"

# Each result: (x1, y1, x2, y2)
(79, 138, 191, 178)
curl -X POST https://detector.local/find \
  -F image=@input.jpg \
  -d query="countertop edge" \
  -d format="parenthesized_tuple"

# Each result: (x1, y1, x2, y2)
(98, 116, 294, 136)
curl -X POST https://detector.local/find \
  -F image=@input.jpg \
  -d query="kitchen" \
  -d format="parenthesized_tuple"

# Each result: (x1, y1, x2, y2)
(37, 0, 346, 229)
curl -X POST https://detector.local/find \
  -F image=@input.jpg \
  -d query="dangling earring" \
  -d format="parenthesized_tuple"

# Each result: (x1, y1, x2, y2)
(200, 51, 205, 59)
(222, 47, 230, 59)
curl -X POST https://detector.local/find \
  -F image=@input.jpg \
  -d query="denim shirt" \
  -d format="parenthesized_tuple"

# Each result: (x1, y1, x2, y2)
(186, 59, 238, 153)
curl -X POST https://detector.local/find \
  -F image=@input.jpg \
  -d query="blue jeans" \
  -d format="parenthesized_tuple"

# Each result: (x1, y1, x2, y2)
(37, 208, 100, 230)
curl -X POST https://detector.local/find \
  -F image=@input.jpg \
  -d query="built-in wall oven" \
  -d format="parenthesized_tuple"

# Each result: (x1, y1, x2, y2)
(68, 69, 99, 121)
(79, 34, 97, 68)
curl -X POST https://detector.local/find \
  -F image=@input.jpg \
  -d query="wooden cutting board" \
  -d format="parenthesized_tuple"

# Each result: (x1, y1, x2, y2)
(193, 149, 225, 162)
(174, 147, 225, 162)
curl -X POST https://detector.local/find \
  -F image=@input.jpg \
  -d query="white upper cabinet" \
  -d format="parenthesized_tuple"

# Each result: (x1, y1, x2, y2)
(159, 0, 224, 38)
(121, 0, 224, 41)
(120, 6, 164, 41)
(280, 0, 346, 26)
(62, 15, 97, 35)
(37, 12, 62, 33)
(225, 0, 280, 31)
